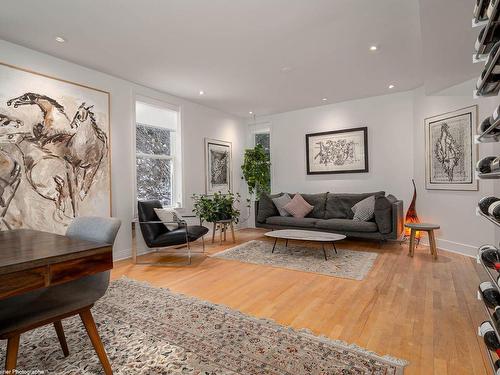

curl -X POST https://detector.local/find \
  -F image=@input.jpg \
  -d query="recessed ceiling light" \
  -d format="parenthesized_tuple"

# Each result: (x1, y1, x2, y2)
(369, 45, 378, 51)
(388, 84, 395, 89)
(199, 90, 205, 95)
(322, 98, 328, 101)
(281, 66, 292, 73)
(55, 36, 66, 43)
(249, 111, 253, 115)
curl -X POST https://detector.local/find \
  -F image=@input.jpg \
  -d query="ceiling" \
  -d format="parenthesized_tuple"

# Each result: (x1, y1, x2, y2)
(0, 0, 479, 117)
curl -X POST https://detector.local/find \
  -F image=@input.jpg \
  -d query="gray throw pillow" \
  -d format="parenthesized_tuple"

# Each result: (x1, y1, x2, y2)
(352, 195, 375, 221)
(257, 193, 281, 223)
(272, 193, 292, 217)
(374, 195, 392, 234)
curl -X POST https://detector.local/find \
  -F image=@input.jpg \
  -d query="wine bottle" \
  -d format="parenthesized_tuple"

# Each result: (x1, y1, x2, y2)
(479, 196, 500, 214)
(486, 42, 500, 74)
(489, 200, 500, 220)
(488, 0, 500, 20)
(476, 23, 500, 54)
(477, 69, 500, 95)
(479, 244, 500, 270)
(476, 0, 492, 20)
(480, 281, 500, 308)
(480, 321, 500, 356)
(477, 156, 497, 173)
(478, 116, 500, 136)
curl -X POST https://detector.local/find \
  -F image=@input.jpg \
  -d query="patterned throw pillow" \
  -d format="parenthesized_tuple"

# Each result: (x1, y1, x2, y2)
(283, 194, 314, 218)
(153, 208, 184, 231)
(351, 195, 375, 221)
(272, 194, 292, 217)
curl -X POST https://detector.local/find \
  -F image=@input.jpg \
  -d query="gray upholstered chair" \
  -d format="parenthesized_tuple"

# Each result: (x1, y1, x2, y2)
(0, 216, 121, 374)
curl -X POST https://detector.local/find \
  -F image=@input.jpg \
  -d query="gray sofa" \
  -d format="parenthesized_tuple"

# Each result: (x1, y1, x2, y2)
(255, 191, 404, 241)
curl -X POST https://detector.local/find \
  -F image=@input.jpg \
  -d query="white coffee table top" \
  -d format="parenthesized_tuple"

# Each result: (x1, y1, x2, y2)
(265, 229, 346, 242)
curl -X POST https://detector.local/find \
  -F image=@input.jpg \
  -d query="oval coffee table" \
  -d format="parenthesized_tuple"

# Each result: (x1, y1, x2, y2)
(265, 229, 346, 261)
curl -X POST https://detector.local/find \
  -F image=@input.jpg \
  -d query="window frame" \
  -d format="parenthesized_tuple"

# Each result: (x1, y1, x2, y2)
(133, 95, 182, 212)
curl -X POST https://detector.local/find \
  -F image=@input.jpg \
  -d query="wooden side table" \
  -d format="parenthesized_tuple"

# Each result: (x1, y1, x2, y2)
(405, 223, 440, 259)
(212, 219, 235, 244)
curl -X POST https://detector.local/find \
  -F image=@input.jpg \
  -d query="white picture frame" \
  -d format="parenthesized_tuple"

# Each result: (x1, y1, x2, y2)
(204, 138, 232, 195)
(424, 105, 478, 191)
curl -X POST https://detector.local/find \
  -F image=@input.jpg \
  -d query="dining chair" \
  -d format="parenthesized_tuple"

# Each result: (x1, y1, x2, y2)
(0, 216, 121, 374)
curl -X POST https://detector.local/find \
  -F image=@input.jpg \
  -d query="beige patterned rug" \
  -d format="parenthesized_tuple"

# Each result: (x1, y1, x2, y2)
(212, 240, 378, 280)
(0, 278, 406, 374)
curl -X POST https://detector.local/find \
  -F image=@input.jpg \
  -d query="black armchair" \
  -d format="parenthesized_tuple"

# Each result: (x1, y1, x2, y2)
(132, 200, 209, 265)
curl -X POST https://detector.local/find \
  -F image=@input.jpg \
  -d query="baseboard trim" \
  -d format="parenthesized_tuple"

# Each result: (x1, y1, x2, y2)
(418, 237, 477, 258)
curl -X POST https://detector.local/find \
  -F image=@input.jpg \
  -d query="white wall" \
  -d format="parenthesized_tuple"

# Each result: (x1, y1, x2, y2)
(258, 91, 415, 207)
(254, 84, 500, 256)
(412, 85, 500, 256)
(0, 40, 246, 260)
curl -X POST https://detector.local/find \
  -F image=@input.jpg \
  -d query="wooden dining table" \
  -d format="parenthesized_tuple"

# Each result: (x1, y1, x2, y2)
(0, 229, 113, 301)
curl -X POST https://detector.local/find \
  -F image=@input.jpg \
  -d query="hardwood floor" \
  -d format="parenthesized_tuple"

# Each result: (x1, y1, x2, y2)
(112, 228, 489, 375)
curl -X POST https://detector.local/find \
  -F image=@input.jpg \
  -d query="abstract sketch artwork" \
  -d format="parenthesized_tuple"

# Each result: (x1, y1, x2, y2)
(306, 127, 368, 174)
(0, 63, 111, 233)
(425, 106, 477, 191)
(205, 138, 232, 195)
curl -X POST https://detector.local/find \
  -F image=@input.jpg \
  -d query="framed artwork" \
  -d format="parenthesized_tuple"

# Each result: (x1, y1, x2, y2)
(205, 138, 232, 195)
(424, 105, 478, 191)
(305, 127, 368, 174)
(0, 62, 111, 233)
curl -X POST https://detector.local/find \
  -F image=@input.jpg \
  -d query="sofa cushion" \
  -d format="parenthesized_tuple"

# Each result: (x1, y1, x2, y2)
(272, 193, 292, 217)
(324, 191, 385, 219)
(315, 218, 378, 233)
(301, 193, 328, 218)
(352, 195, 376, 221)
(374, 195, 393, 234)
(266, 216, 318, 228)
(284, 194, 314, 218)
(257, 193, 281, 223)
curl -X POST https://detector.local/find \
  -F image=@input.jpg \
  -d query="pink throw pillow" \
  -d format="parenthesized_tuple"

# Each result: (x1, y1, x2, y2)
(284, 194, 313, 218)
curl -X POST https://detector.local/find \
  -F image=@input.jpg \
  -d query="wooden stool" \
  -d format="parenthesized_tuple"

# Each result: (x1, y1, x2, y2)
(212, 219, 235, 244)
(405, 223, 440, 259)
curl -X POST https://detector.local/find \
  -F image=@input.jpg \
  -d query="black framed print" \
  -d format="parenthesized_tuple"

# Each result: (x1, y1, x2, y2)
(305, 127, 368, 175)
(424, 105, 478, 191)
(204, 138, 232, 195)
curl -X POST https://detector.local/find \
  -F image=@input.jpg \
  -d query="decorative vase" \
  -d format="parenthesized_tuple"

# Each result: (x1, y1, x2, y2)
(404, 179, 421, 240)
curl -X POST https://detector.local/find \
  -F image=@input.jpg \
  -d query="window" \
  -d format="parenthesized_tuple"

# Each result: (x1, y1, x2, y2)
(135, 100, 181, 207)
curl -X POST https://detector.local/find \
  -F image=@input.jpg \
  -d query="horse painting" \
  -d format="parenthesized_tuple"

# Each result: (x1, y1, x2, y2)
(0, 63, 110, 233)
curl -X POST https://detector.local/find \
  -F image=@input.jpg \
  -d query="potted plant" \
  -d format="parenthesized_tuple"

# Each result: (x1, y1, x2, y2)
(241, 144, 271, 200)
(192, 192, 242, 223)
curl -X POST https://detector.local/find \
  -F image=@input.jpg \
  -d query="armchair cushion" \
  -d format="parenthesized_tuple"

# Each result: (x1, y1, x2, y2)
(138, 200, 168, 247)
(150, 225, 209, 248)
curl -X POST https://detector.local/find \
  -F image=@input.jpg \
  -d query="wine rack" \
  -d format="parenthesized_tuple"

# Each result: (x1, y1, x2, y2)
(473, 1, 500, 373)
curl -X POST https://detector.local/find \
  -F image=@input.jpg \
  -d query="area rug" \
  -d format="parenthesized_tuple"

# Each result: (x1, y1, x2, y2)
(0, 278, 406, 374)
(211, 240, 378, 280)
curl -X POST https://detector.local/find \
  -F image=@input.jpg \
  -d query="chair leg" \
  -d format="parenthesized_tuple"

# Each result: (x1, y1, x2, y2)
(54, 320, 69, 357)
(5, 334, 20, 372)
(79, 308, 113, 375)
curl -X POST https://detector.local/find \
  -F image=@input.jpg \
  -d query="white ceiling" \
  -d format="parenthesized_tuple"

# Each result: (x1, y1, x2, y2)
(0, 0, 479, 117)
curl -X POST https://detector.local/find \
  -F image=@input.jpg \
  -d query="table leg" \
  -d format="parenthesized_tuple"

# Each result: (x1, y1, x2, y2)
(272, 238, 278, 253)
(224, 224, 227, 241)
(322, 243, 328, 261)
(285, 239, 289, 248)
(429, 230, 438, 260)
(219, 224, 223, 245)
(409, 229, 416, 257)
(212, 222, 216, 243)
(230, 222, 235, 243)
(332, 242, 338, 254)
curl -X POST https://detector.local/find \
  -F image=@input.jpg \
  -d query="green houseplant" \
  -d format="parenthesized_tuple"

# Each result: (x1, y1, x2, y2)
(241, 144, 271, 200)
(192, 192, 241, 223)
